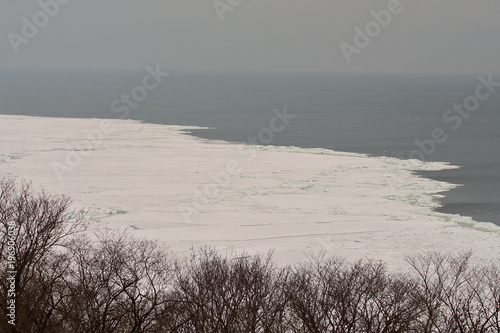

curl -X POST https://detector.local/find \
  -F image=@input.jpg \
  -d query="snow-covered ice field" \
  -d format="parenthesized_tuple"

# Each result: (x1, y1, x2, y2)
(1, 115, 499, 270)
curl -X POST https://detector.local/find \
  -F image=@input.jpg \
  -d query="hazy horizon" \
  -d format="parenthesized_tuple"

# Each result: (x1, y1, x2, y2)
(1, 1, 499, 74)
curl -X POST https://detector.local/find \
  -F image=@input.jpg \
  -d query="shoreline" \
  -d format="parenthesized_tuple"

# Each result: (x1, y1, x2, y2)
(182, 128, 500, 228)
(1, 114, 499, 270)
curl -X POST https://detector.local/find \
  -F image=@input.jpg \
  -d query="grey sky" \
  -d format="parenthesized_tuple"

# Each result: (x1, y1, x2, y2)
(1, 0, 499, 74)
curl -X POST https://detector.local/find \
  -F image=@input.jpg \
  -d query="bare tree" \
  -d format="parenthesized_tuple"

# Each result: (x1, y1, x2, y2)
(165, 247, 289, 333)
(0, 179, 86, 333)
(59, 231, 175, 333)
(286, 254, 419, 333)
(406, 252, 500, 333)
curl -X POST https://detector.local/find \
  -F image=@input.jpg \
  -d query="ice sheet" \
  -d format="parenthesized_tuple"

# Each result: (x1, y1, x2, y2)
(1, 115, 499, 270)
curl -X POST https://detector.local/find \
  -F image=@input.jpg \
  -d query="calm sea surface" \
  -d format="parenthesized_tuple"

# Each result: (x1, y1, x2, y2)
(1, 70, 499, 225)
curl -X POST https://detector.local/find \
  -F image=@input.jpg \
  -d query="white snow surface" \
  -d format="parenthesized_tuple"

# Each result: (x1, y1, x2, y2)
(1, 115, 499, 270)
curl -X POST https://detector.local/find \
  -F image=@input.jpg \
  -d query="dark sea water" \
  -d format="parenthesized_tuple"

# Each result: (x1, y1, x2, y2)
(1, 70, 499, 225)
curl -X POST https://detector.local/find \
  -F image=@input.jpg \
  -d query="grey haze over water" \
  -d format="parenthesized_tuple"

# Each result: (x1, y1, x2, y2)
(1, 70, 499, 225)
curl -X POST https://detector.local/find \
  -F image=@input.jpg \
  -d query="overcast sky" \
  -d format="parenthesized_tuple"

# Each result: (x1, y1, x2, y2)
(1, 0, 499, 74)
